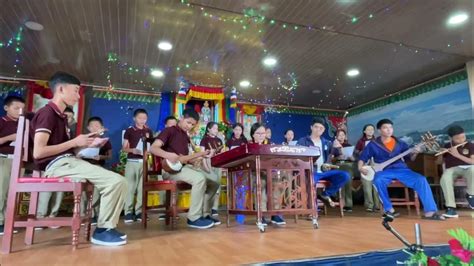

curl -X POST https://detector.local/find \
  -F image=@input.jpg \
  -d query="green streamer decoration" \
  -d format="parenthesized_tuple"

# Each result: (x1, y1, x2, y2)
(93, 91, 160, 103)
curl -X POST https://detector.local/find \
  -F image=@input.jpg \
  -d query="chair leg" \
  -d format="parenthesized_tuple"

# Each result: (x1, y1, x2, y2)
(404, 187, 411, 216)
(25, 192, 39, 246)
(414, 191, 420, 216)
(171, 190, 178, 230)
(72, 191, 81, 250)
(142, 190, 148, 229)
(165, 190, 171, 226)
(339, 188, 344, 218)
(85, 188, 93, 241)
(1, 190, 19, 254)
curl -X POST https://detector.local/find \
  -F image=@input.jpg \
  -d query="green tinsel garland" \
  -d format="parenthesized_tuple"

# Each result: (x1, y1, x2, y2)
(93, 91, 160, 103)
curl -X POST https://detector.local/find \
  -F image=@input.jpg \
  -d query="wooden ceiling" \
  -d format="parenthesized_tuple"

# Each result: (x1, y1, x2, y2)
(0, 0, 472, 109)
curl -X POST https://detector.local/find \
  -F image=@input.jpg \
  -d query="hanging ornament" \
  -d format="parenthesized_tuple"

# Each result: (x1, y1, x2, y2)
(176, 78, 189, 104)
(230, 87, 237, 108)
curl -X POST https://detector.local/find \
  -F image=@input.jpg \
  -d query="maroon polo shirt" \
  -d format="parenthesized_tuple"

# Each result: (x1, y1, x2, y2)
(444, 142, 474, 169)
(200, 135, 223, 150)
(123, 126, 153, 159)
(156, 126, 190, 156)
(30, 102, 74, 171)
(84, 139, 112, 166)
(0, 116, 18, 155)
(226, 136, 247, 148)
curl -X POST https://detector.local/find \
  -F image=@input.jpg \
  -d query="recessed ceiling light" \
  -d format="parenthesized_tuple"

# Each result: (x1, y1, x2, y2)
(150, 69, 164, 78)
(158, 41, 173, 51)
(346, 69, 360, 77)
(447, 12, 469, 26)
(239, 80, 250, 88)
(25, 21, 44, 31)
(262, 56, 277, 67)
(312, 89, 321, 94)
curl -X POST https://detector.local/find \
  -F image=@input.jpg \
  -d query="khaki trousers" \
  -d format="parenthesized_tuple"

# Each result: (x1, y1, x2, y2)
(123, 160, 143, 215)
(37, 191, 64, 218)
(440, 166, 473, 208)
(43, 157, 127, 229)
(0, 157, 12, 225)
(165, 165, 219, 221)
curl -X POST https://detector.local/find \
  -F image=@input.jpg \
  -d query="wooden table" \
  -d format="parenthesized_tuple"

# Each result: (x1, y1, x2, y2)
(211, 144, 321, 232)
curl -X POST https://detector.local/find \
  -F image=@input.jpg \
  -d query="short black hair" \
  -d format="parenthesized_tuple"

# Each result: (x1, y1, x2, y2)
(133, 108, 148, 117)
(447, 125, 464, 137)
(164, 115, 177, 124)
(206, 121, 218, 134)
(250, 122, 265, 142)
(64, 107, 74, 114)
(49, 71, 81, 92)
(182, 108, 199, 121)
(88, 116, 103, 126)
(311, 117, 325, 127)
(232, 123, 244, 130)
(362, 124, 375, 133)
(376, 119, 393, 129)
(4, 95, 25, 106)
(284, 129, 294, 135)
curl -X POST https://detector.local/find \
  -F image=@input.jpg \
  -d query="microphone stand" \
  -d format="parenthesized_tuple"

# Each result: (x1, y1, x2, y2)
(381, 216, 423, 253)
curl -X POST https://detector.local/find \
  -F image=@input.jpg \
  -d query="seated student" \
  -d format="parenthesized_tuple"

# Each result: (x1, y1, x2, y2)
(121, 109, 154, 223)
(78, 116, 113, 225)
(282, 129, 295, 145)
(31, 71, 128, 246)
(226, 123, 247, 148)
(330, 129, 355, 212)
(0, 95, 25, 235)
(358, 119, 444, 220)
(164, 115, 177, 128)
(297, 118, 350, 207)
(440, 126, 473, 218)
(250, 123, 286, 226)
(354, 124, 380, 212)
(200, 122, 224, 217)
(150, 109, 220, 229)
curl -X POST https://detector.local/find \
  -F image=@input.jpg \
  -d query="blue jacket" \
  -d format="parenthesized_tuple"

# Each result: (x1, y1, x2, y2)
(359, 136, 412, 170)
(297, 135, 332, 163)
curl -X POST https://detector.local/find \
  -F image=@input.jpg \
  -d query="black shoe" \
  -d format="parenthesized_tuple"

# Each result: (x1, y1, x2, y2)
(124, 213, 134, 224)
(343, 207, 353, 213)
(91, 216, 98, 226)
(211, 209, 219, 217)
(383, 211, 400, 219)
(258, 217, 268, 227)
(271, 215, 286, 225)
(158, 215, 166, 221)
(467, 194, 474, 209)
(135, 213, 142, 222)
(318, 195, 336, 208)
(442, 208, 459, 218)
(205, 215, 221, 225)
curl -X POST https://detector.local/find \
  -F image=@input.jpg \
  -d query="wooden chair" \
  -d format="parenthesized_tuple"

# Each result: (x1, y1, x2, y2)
(315, 180, 344, 217)
(380, 180, 420, 216)
(2, 113, 94, 254)
(141, 151, 191, 229)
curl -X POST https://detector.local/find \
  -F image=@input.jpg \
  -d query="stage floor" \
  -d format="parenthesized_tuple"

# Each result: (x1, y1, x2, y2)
(0, 207, 472, 265)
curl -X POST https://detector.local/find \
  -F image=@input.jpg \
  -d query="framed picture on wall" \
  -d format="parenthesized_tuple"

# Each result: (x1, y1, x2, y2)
(241, 114, 260, 140)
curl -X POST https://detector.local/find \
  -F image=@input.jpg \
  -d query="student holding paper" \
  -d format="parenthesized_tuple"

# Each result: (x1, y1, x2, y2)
(122, 109, 153, 223)
(78, 116, 112, 225)
(330, 129, 356, 212)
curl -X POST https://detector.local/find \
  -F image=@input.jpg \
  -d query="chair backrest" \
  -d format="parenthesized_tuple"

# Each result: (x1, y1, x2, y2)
(9, 112, 29, 187)
(142, 135, 162, 182)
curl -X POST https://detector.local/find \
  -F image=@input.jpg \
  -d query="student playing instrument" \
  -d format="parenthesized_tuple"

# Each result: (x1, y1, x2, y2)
(297, 118, 350, 207)
(330, 129, 355, 212)
(150, 109, 220, 229)
(282, 129, 295, 145)
(200, 122, 224, 217)
(250, 123, 286, 226)
(226, 123, 247, 148)
(440, 126, 473, 218)
(31, 72, 127, 246)
(358, 119, 444, 220)
(78, 116, 113, 225)
(0, 95, 25, 235)
(122, 109, 154, 223)
(354, 124, 380, 212)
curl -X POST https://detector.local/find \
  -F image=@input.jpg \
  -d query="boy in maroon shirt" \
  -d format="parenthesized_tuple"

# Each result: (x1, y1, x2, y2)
(151, 109, 219, 229)
(31, 72, 127, 246)
(121, 109, 153, 223)
(0, 95, 25, 235)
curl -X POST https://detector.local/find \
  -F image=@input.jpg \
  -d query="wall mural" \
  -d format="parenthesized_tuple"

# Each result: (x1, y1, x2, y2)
(348, 79, 473, 146)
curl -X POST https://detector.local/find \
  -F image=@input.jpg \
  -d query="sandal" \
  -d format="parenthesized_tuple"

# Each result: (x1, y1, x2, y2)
(422, 213, 446, 221)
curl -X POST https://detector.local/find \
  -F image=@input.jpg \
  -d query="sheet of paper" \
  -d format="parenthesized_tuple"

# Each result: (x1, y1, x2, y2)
(288, 141, 298, 146)
(135, 138, 150, 155)
(230, 146, 238, 150)
(459, 165, 471, 169)
(342, 146, 355, 158)
(9, 141, 15, 146)
(77, 147, 100, 158)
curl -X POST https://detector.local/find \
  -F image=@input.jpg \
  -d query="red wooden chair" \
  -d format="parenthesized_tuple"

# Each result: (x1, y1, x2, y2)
(1, 113, 94, 254)
(380, 180, 420, 216)
(141, 151, 191, 229)
(315, 180, 344, 217)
